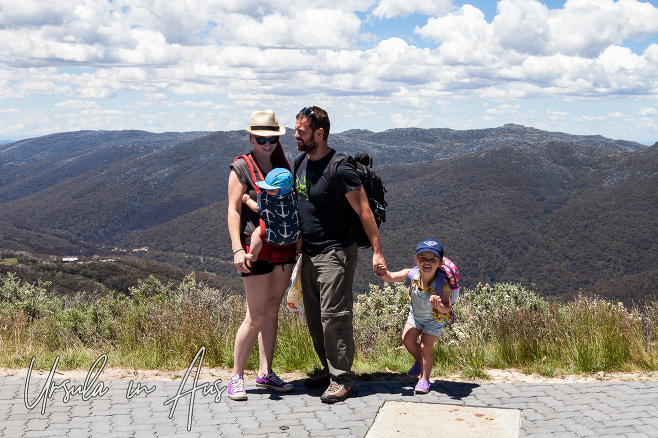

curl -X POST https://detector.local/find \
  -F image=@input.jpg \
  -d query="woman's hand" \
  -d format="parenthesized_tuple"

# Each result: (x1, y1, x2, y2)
(228, 169, 250, 273)
(233, 248, 251, 273)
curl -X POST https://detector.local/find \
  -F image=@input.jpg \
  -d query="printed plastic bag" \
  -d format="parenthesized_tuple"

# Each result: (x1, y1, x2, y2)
(286, 256, 304, 317)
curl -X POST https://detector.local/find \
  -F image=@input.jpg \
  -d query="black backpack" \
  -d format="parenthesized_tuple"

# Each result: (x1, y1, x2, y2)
(294, 151, 387, 249)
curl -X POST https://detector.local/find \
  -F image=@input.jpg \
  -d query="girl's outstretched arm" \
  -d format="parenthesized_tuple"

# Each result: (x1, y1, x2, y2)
(376, 268, 411, 283)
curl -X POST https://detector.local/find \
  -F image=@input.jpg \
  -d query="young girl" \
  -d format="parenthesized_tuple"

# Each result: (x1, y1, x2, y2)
(376, 239, 459, 394)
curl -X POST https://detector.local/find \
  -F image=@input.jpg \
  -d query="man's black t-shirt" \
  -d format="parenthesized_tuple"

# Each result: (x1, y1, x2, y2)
(295, 150, 362, 256)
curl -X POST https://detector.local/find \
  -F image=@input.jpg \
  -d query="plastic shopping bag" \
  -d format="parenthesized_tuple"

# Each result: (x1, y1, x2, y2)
(286, 256, 304, 317)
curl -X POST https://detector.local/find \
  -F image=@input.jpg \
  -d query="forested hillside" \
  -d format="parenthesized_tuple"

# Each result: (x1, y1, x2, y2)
(0, 126, 654, 303)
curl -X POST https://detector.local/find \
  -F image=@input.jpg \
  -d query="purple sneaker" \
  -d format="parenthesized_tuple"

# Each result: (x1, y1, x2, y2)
(256, 372, 294, 392)
(414, 378, 430, 395)
(408, 361, 421, 378)
(227, 374, 247, 400)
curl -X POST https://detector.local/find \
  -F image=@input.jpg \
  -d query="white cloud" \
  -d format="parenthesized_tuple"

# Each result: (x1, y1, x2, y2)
(80, 108, 127, 116)
(390, 113, 413, 127)
(414, 1, 658, 98)
(597, 46, 647, 75)
(485, 103, 521, 115)
(0, 1, 73, 26)
(546, 109, 568, 118)
(639, 107, 658, 116)
(575, 115, 606, 122)
(54, 100, 101, 109)
(416, 5, 500, 66)
(493, 0, 658, 57)
(1, 0, 658, 142)
(371, 0, 454, 19)
(493, 0, 551, 55)
(218, 9, 364, 49)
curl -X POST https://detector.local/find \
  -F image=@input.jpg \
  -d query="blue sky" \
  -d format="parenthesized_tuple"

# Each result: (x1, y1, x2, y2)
(1, 0, 658, 144)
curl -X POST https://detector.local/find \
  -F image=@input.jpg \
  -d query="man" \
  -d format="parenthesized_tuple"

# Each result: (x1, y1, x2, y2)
(293, 106, 386, 403)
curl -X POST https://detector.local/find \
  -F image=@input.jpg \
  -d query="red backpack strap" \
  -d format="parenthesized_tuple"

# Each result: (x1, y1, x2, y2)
(238, 154, 269, 244)
(238, 154, 265, 195)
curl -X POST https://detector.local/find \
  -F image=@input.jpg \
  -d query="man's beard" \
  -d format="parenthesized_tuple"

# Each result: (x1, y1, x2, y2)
(297, 135, 318, 152)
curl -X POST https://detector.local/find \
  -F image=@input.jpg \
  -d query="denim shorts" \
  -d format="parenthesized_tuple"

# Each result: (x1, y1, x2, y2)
(406, 310, 446, 336)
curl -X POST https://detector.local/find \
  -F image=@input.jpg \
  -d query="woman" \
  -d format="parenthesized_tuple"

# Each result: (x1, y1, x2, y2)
(226, 110, 297, 401)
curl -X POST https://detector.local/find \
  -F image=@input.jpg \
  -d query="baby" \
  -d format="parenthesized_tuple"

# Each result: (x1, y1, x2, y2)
(242, 168, 301, 263)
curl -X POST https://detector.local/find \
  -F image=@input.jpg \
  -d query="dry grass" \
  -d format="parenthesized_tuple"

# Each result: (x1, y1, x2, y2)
(2, 272, 657, 378)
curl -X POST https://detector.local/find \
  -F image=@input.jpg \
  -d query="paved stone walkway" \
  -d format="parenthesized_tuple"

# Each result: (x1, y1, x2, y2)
(1, 375, 657, 437)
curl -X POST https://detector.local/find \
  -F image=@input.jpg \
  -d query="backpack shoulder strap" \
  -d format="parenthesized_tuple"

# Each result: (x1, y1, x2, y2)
(406, 267, 419, 285)
(431, 271, 447, 296)
(324, 152, 352, 199)
(407, 267, 445, 296)
(293, 152, 307, 176)
(237, 153, 264, 195)
(327, 152, 353, 180)
(406, 267, 418, 299)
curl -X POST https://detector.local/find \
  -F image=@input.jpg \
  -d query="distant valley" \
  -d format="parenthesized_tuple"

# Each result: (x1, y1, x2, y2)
(0, 125, 655, 304)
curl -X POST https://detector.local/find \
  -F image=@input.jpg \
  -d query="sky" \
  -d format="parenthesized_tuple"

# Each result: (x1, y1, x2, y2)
(1, 0, 658, 144)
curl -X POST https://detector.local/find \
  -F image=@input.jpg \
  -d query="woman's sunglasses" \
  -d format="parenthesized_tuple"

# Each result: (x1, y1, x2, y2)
(255, 136, 279, 145)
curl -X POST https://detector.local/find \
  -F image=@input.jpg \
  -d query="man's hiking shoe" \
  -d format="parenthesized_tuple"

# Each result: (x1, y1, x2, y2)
(407, 361, 421, 378)
(304, 371, 331, 388)
(256, 373, 294, 392)
(320, 383, 354, 403)
(414, 378, 430, 395)
(228, 374, 247, 400)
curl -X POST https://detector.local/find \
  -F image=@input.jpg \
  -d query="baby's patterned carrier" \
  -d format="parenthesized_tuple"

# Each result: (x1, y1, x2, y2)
(238, 154, 300, 246)
(257, 191, 301, 246)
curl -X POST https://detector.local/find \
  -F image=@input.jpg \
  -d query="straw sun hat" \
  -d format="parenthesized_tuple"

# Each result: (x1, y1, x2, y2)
(244, 110, 286, 136)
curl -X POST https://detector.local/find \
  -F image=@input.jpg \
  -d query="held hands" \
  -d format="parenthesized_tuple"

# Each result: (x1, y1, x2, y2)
(373, 253, 386, 275)
(375, 267, 394, 282)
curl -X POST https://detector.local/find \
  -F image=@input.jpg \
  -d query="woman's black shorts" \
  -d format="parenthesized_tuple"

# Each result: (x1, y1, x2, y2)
(241, 257, 296, 277)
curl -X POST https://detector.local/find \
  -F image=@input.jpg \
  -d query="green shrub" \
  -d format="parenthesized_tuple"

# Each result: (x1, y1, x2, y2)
(354, 282, 409, 358)
(2, 271, 657, 377)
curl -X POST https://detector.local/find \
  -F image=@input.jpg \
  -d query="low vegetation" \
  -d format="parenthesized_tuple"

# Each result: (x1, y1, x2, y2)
(1, 272, 657, 379)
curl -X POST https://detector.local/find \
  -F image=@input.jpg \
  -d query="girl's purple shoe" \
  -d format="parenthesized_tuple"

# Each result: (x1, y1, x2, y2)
(408, 361, 421, 378)
(414, 378, 430, 394)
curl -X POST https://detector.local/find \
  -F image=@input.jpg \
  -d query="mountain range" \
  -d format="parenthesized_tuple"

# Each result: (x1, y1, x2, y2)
(0, 125, 655, 304)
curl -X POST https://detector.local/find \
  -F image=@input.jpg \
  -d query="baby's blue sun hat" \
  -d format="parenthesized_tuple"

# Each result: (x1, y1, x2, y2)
(255, 168, 293, 195)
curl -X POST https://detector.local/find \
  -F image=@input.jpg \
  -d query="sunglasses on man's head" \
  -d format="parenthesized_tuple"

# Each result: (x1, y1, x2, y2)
(255, 136, 279, 145)
(299, 107, 314, 117)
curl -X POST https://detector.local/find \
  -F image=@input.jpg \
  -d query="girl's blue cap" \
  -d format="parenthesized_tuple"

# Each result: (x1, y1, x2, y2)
(416, 239, 443, 258)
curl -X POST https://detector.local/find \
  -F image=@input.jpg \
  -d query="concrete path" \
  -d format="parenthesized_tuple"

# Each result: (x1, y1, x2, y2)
(2, 375, 657, 437)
